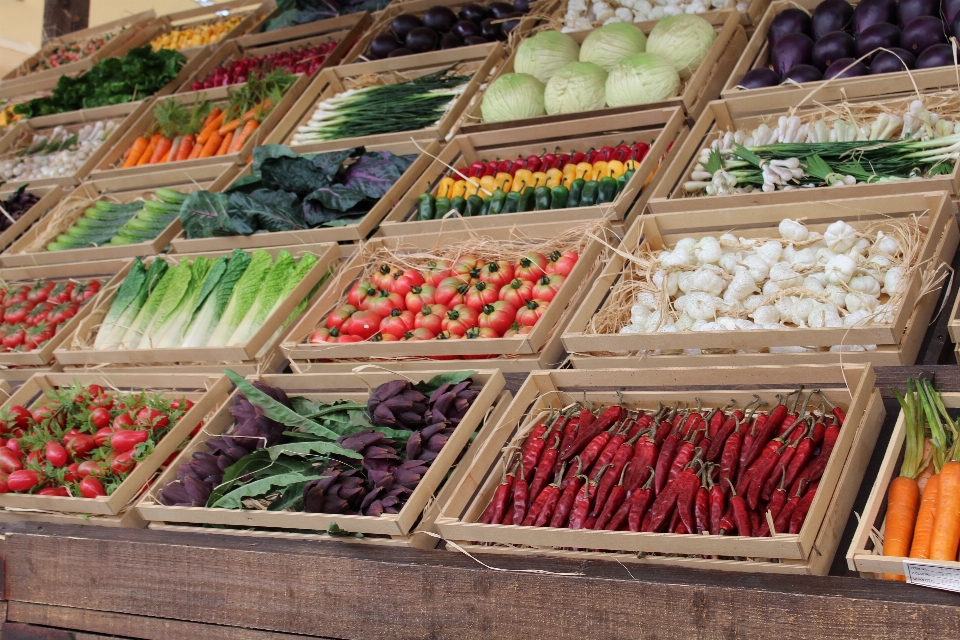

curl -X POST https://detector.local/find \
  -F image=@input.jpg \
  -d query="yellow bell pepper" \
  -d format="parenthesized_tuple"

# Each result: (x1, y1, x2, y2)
(530, 171, 548, 188)
(574, 162, 593, 180)
(606, 160, 625, 179)
(463, 179, 480, 198)
(545, 168, 564, 188)
(437, 177, 455, 199)
(562, 163, 577, 184)
(450, 180, 467, 199)
(624, 159, 639, 171)
(512, 169, 533, 192)
(494, 172, 512, 192)
(590, 161, 608, 181)
(479, 175, 496, 198)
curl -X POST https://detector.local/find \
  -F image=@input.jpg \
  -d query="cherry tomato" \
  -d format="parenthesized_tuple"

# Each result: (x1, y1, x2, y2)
(3, 302, 28, 325)
(516, 299, 549, 327)
(89, 406, 111, 429)
(479, 301, 517, 336)
(79, 476, 107, 498)
(94, 426, 115, 447)
(67, 434, 96, 457)
(3, 327, 25, 349)
(110, 429, 150, 453)
(6, 439, 21, 454)
(169, 398, 194, 413)
(514, 252, 548, 282)
(37, 486, 69, 497)
(26, 450, 42, 466)
(0, 448, 23, 473)
(7, 469, 41, 492)
(404, 285, 436, 314)
(136, 407, 169, 430)
(414, 304, 447, 335)
(545, 251, 579, 277)
(44, 440, 68, 467)
(441, 304, 479, 337)
(112, 413, 134, 430)
(7, 405, 31, 431)
(63, 462, 81, 483)
(78, 460, 107, 478)
(86, 384, 104, 398)
(111, 450, 136, 475)
(499, 278, 534, 309)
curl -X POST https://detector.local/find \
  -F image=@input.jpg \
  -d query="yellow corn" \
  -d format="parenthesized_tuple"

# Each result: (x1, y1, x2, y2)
(437, 177, 455, 199)
(450, 180, 467, 199)
(545, 168, 564, 188)
(512, 169, 533, 192)
(494, 172, 512, 192)
(606, 160, 625, 179)
(590, 161, 608, 181)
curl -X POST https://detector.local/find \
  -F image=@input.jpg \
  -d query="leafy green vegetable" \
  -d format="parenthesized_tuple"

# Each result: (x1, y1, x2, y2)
(119, 262, 176, 349)
(227, 250, 296, 345)
(180, 191, 254, 239)
(152, 257, 212, 348)
(207, 250, 273, 346)
(181, 250, 251, 348)
(94, 258, 148, 350)
(263, 440, 362, 461)
(137, 261, 194, 349)
(212, 472, 325, 509)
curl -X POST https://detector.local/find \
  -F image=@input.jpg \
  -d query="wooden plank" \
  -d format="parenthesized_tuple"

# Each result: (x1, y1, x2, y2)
(3, 523, 960, 640)
(6, 603, 334, 640)
(1, 622, 73, 640)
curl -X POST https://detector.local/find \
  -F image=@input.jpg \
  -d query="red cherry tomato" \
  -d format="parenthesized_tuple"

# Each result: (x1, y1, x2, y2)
(137, 407, 169, 430)
(110, 429, 150, 452)
(67, 434, 97, 457)
(44, 440, 68, 467)
(112, 413, 134, 430)
(0, 448, 23, 473)
(79, 476, 107, 498)
(7, 469, 41, 492)
(343, 310, 383, 340)
(89, 406, 111, 429)
(37, 486, 69, 497)
(111, 450, 136, 475)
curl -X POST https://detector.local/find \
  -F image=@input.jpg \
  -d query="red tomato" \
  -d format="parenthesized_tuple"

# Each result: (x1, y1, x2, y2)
(479, 301, 518, 336)
(67, 434, 96, 457)
(6, 439, 21, 454)
(189, 420, 204, 437)
(63, 462, 81, 483)
(337, 335, 363, 343)
(464, 281, 500, 312)
(3, 326, 25, 349)
(379, 309, 415, 339)
(37, 486, 69, 497)
(137, 407, 169, 430)
(466, 326, 499, 339)
(343, 310, 382, 340)
(85, 384, 104, 399)
(44, 440, 68, 467)
(404, 285, 436, 314)
(7, 469, 41, 492)
(7, 405, 31, 431)
(371, 333, 400, 342)
(393, 269, 425, 297)
(452, 256, 486, 281)
(414, 304, 447, 335)
(368, 291, 405, 318)
(111, 450, 136, 475)
(78, 460, 107, 478)
(47, 301, 76, 326)
(25, 302, 49, 326)
(0, 477, 8, 494)
(79, 476, 107, 498)
(169, 398, 194, 413)
(26, 450, 42, 466)
(90, 406, 111, 429)
(435, 277, 469, 308)
(70, 280, 100, 303)
(514, 253, 548, 282)
(0, 448, 23, 473)
(503, 323, 534, 337)
(403, 328, 436, 341)
(309, 327, 341, 343)
(516, 299, 549, 327)
(499, 278, 534, 309)
(546, 251, 579, 277)
(325, 304, 356, 331)
(424, 259, 452, 287)
(26, 281, 54, 304)
(442, 304, 479, 336)
(351, 281, 379, 310)
(347, 280, 373, 308)
(532, 274, 564, 303)
(24, 322, 54, 350)
(3, 302, 28, 325)
(479, 261, 515, 288)
(370, 264, 397, 291)
(94, 426, 115, 447)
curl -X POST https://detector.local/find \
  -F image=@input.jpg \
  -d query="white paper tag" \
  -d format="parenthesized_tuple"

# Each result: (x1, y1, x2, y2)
(903, 560, 960, 593)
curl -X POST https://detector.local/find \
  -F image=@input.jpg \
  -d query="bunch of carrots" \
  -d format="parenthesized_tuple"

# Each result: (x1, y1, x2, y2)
(882, 378, 960, 577)
(119, 70, 294, 168)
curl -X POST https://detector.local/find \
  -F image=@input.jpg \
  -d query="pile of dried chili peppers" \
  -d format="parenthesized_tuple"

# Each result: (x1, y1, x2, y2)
(479, 388, 845, 538)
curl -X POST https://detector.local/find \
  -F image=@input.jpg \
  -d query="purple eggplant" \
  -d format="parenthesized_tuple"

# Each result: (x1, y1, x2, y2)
(916, 41, 958, 66)
(870, 47, 917, 72)
(812, 0, 855, 38)
(901, 15, 948, 54)
(739, 67, 781, 88)
(824, 57, 870, 77)
(772, 32, 815, 76)
(812, 31, 856, 71)
(856, 22, 901, 60)
(782, 64, 824, 83)
(769, 8, 812, 46)
(853, 0, 899, 35)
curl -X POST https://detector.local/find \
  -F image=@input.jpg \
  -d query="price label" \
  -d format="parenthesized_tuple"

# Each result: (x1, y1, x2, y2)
(903, 560, 960, 593)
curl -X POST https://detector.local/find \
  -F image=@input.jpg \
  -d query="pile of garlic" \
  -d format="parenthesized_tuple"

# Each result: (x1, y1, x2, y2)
(0, 120, 118, 183)
(561, 0, 744, 31)
(617, 218, 914, 353)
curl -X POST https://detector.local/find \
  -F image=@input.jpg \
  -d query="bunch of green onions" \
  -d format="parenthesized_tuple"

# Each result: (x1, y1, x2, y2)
(292, 69, 472, 143)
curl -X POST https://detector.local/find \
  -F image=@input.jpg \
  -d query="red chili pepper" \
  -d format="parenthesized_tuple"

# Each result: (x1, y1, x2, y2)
(468, 161, 486, 178)
(525, 154, 542, 173)
(708, 474, 724, 535)
(719, 515, 735, 534)
(773, 479, 807, 534)
(818, 392, 845, 426)
(561, 454, 586, 490)
(554, 153, 570, 170)
(674, 465, 701, 534)
(762, 421, 810, 502)
(783, 422, 816, 491)
(679, 399, 704, 438)
(528, 430, 561, 502)
(595, 464, 630, 529)
(719, 417, 742, 497)
(510, 465, 530, 524)
(549, 474, 583, 528)
(570, 150, 587, 164)
(490, 461, 518, 524)
(531, 472, 566, 527)
(654, 407, 676, 446)
(756, 469, 788, 536)
(743, 389, 800, 469)
(559, 404, 623, 461)
(672, 404, 687, 429)
(556, 408, 586, 467)
(726, 479, 752, 536)
(588, 420, 630, 482)
(694, 479, 709, 535)
(592, 429, 640, 516)
(520, 419, 554, 481)
(706, 401, 729, 437)
(788, 481, 819, 534)
(654, 429, 681, 495)
(484, 160, 498, 177)
(746, 440, 787, 510)
(706, 413, 738, 462)
(668, 507, 682, 533)
(624, 472, 655, 531)
(667, 436, 699, 486)
(624, 429, 657, 492)
(791, 422, 840, 494)
(568, 467, 609, 530)
(498, 159, 513, 175)
(643, 465, 694, 533)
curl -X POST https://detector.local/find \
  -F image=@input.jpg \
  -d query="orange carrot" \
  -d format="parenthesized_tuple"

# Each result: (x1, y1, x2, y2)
(188, 138, 204, 159)
(175, 134, 194, 161)
(122, 136, 149, 168)
(136, 139, 157, 166)
(197, 112, 225, 145)
(215, 131, 234, 155)
(198, 131, 223, 158)
(203, 106, 222, 127)
(910, 473, 940, 559)
(229, 119, 259, 153)
(159, 149, 171, 163)
(149, 136, 173, 164)
(218, 118, 242, 136)
(164, 136, 182, 163)
(882, 476, 920, 581)
(242, 98, 270, 121)
(930, 461, 960, 561)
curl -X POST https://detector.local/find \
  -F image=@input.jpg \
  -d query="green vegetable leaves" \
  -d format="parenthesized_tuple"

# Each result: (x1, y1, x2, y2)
(180, 191, 254, 239)
(224, 370, 341, 440)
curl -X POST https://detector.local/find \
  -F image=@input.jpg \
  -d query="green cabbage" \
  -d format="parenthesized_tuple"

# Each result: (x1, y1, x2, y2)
(646, 15, 716, 80)
(579, 23, 647, 72)
(514, 31, 580, 84)
(605, 52, 680, 107)
(544, 62, 607, 115)
(481, 73, 546, 123)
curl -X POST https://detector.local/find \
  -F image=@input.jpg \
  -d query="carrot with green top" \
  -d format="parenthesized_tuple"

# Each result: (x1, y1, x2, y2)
(229, 119, 259, 153)
(122, 136, 149, 168)
(215, 131, 233, 156)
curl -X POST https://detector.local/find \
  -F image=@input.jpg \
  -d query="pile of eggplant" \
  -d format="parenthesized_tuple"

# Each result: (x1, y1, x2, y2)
(0, 187, 39, 233)
(367, 1, 529, 59)
(740, 0, 959, 88)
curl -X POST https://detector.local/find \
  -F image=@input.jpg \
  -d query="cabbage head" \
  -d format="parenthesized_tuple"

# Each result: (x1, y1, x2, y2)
(646, 15, 716, 80)
(481, 73, 546, 123)
(544, 62, 607, 115)
(579, 23, 647, 72)
(605, 53, 680, 106)
(514, 31, 581, 84)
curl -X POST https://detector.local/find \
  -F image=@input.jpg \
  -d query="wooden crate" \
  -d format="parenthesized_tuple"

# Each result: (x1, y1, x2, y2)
(281, 220, 610, 359)
(436, 364, 885, 574)
(168, 138, 440, 252)
(377, 108, 685, 237)
(944, 277, 960, 345)
(564, 191, 959, 368)
(0, 164, 240, 268)
(264, 42, 503, 153)
(0, 372, 230, 516)
(0, 184, 62, 256)
(0, 11, 158, 93)
(722, 0, 960, 102)
(0, 257, 130, 368)
(54, 243, 339, 367)
(179, 12, 372, 93)
(136, 369, 506, 537)
(458, 11, 744, 135)
(0, 101, 148, 190)
(545, 0, 771, 29)
(0, 363, 63, 387)
(648, 96, 960, 214)
(89, 74, 310, 180)
(0, 505, 147, 528)
(344, 0, 538, 65)
(243, 7, 380, 48)
(148, 0, 274, 57)
(847, 392, 960, 579)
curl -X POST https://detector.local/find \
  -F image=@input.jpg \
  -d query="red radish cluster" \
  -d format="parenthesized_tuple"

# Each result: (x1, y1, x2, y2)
(191, 42, 339, 90)
(310, 251, 579, 350)
(0, 279, 100, 353)
(0, 383, 197, 498)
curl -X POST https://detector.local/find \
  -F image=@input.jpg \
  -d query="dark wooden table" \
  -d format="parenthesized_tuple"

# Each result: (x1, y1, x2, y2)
(2, 246, 960, 640)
